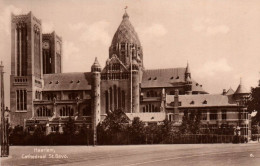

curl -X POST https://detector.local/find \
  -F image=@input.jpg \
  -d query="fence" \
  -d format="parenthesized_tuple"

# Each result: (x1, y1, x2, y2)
(98, 133, 248, 145)
(164, 134, 248, 144)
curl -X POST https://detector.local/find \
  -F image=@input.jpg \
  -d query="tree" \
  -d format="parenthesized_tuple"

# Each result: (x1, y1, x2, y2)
(160, 119, 173, 143)
(9, 125, 28, 145)
(247, 86, 260, 125)
(179, 110, 189, 134)
(63, 116, 76, 144)
(179, 110, 202, 134)
(145, 123, 161, 144)
(192, 110, 202, 134)
(97, 109, 130, 144)
(78, 120, 92, 145)
(32, 126, 46, 145)
(129, 117, 146, 144)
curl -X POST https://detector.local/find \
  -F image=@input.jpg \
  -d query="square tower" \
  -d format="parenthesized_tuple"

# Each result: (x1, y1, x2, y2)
(10, 12, 43, 127)
(42, 32, 62, 74)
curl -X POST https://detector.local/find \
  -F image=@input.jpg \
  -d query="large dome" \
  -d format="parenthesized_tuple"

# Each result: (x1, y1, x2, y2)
(111, 12, 141, 46)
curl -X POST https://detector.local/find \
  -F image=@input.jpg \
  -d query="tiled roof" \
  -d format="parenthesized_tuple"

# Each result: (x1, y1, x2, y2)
(191, 81, 206, 93)
(111, 12, 141, 46)
(141, 68, 186, 88)
(166, 94, 237, 108)
(141, 68, 206, 93)
(126, 113, 166, 122)
(43, 72, 92, 91)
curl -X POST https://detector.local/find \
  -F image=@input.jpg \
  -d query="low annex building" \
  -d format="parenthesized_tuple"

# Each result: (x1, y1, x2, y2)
(9, 11, 250, 137)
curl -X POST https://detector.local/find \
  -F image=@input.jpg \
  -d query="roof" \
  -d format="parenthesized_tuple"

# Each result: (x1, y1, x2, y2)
(111, 12, 141, 46)
(126, 113, 166, 122)
(141, 68, 206, 93)
(142, 68, 186, 88)
(91, 57, 101, 68)
(234, 84, 249, 94)
(166, 94, 237, 108)
(226, 88, 235, 95)
(43, 72, 92, 91)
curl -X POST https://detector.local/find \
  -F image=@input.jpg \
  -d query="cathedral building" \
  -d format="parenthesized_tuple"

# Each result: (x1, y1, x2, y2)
(10, 11, 250, 137)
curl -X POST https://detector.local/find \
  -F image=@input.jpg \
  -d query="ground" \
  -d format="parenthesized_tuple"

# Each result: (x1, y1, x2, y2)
(1, 143, 260, 166)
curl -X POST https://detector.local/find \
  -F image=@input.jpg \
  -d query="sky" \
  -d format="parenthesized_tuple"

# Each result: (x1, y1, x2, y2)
(0, 0, 260, 107)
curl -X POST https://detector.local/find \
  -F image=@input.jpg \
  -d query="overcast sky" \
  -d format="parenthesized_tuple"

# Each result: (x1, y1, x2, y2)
(1, 0, 260, 107)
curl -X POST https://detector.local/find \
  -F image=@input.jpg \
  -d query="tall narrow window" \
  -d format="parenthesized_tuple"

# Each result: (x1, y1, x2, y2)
(122, 91, 125, 109)
(16, 89, 27, 111)
(21, 24, 27, 76)
(105, 91, 109, 113)
(16, 26, 20, 76)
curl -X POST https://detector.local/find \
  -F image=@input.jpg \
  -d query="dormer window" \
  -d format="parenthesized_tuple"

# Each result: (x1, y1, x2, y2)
(154, 77, 157, 80)
(170, 77, 174, 79)
(203, 100, 207, 104)
(56, 81, 59, 84)
(70, 80, 73, 83)
(190, 101, 194, 105)
(148, 77, 151, 80)
(49, 81, 52, 84)
(77, 80, 80, 83)
(176, 76, 179, 79)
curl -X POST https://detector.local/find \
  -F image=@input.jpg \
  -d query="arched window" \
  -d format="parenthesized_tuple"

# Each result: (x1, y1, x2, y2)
(60, 106, 73, 117)
(37, 106, 51, 117)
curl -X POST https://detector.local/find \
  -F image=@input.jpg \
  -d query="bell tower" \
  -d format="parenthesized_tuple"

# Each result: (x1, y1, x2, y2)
(10, 12, 43, 126)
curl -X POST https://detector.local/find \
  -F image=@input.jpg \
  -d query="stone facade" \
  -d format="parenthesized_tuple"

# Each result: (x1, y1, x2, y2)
(9, 11, 250, 137)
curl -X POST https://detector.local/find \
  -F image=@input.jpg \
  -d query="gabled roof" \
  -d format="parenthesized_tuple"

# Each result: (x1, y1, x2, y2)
(102, 55, 128, 73)
(226, 88, 235, 95)
(166, 94, 237, 108)
(43, 72, 92, 91)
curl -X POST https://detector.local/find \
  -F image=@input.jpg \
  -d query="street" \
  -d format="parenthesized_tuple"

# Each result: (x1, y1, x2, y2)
(1, 143, 260, 166)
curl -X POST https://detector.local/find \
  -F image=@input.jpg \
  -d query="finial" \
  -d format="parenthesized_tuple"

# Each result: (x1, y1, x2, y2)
(240, 77, 242, 85)
(0, 61, 2, 66)
(123, 6, 129, 19)
(185, 61, 191, 74)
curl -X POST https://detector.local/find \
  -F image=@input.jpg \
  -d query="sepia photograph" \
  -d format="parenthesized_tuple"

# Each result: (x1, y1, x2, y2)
(1, 0, 260, 165)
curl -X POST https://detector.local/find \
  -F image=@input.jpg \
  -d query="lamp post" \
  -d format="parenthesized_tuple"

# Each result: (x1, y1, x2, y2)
(130, 44, 135, 114)
(1, 61, 9, 157)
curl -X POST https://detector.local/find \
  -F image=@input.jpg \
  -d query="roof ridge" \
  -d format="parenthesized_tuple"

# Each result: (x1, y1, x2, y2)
(145, 67, 185, 71)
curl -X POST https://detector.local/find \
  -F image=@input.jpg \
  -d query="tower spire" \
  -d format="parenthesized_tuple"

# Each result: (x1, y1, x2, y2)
(185, 61, 191, 80)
